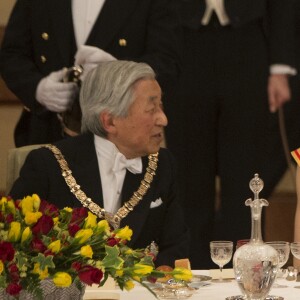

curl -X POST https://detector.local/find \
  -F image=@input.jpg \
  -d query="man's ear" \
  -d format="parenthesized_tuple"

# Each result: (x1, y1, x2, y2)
(99, 111, 117, 134)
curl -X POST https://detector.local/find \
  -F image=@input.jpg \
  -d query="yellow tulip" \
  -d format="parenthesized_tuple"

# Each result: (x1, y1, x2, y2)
(0, 197, 7, 212)
(133, 264, 153, 276)
(32, 263, 49, 280)
(80, 245, 93, 258)
(53, 272, 72, 287)
(115, 269, 123, 277)
(7, 200, 16, 215)
(24, 211, 42, 225)
(21, 195, 35, 215)
(124, 280, 134, 291)
(172, 267, 193, 281)
(74, 229, 93, 244)
(125, 249, 133, 255)
(115, 226, 132, 241)
(63, 207, 72, 213)
(97, 219, 110, 234)
(32, 194, 41, 211)
(8, 221, 21, 242)
(53, 217, 59, 225)
(21, 226, 32, 244)
(132, 276, 141, 282)
(48, 240, 61, 254)
(84, 212, 97, 229)
(0, 260, 4, 275)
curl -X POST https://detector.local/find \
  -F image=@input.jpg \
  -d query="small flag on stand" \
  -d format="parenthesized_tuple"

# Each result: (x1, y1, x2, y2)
(291, 148, 300, 166)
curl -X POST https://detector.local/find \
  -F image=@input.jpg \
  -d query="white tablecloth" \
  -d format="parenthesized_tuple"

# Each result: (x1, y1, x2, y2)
(84, 270, 300, 300)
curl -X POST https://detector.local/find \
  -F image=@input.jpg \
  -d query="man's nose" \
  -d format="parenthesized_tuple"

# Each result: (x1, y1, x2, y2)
(157, 109, 168, 126)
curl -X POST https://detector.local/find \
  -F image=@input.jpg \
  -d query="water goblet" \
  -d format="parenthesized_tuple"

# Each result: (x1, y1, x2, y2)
(290, 242, 300, 288)
(266, 241, 290, 288)
(210, 241, 233, 282)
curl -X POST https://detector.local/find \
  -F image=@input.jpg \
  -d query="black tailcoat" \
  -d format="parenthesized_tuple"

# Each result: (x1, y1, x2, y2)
(10, 134, 189, 267)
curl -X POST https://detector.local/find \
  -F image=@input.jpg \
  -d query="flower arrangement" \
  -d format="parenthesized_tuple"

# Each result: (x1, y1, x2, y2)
(0, 194, 192, 299)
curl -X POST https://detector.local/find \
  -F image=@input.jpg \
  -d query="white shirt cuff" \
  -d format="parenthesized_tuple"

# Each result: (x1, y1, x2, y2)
(270, 64, 297, 76)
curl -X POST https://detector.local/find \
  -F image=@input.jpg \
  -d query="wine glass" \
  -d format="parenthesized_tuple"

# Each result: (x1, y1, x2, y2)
(266, 241, 290, 288)
(290, 242, 300, 288)
(210, 241, 233, 282)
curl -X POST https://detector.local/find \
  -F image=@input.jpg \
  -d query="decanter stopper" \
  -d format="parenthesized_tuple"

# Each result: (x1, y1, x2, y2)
(245, 173, 269, 210)
(249, 173, 263, 199)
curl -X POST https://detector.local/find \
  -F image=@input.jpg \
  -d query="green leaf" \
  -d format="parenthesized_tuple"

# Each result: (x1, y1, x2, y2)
(31, 253, 55, 270)
(15, 251, 29, 268)
(102, 246, 123, 269)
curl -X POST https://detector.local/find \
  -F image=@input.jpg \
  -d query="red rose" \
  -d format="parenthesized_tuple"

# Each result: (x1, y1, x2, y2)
(14, 200, 22, 210)
(70, 207, 88, 225)
(39, 200, 59, 217)
(68, 223, 81, 237)
(9, 263, 18, 273)
(8, 263, 20, 282)
(71, 261, 82, 271)
(79, 266, 103, 286)
(0, 241, 15, 262)
(107, 237, 119, 247)
(6, 283, 22, 296)
(6, 213, 14, 223)
(44, 249, 54, 257)
(32, 215, 54, 235)
(31, 237, 47, 253)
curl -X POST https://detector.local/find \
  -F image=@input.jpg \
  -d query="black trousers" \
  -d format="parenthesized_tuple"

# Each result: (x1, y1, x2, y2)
(164, 19, 290, 269)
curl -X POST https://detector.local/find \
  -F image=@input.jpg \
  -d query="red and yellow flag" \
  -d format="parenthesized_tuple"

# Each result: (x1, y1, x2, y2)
(291, 148, 300, 166)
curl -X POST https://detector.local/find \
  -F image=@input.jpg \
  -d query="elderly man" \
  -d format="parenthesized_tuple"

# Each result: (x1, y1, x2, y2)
(10, 60, 189, 267)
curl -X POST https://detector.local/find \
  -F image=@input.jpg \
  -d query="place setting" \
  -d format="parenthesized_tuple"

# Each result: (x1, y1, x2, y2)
(144, 267, 212, 299)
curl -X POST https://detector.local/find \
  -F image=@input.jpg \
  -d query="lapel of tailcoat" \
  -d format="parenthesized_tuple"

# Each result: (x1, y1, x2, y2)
(120, 156, 152, 244)
(69, 134, 104, 208)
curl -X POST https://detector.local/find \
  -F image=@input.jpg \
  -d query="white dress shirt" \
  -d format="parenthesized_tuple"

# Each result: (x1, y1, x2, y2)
(94, 135, 142, 214)
(72, 0, 106, 47)
(201, 0, 230, 26)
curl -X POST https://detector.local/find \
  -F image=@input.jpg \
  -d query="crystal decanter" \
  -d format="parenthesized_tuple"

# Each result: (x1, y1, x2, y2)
(233, 174, 279, 300)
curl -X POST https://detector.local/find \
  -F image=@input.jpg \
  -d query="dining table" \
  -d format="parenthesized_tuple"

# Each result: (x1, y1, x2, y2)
(83, 269, 300, 300)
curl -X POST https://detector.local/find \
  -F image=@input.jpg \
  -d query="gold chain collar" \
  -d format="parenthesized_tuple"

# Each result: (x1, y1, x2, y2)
(44, 144, 158, 229)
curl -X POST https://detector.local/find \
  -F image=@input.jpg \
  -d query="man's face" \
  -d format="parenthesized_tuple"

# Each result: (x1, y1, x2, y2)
(112, 79, 167, 158)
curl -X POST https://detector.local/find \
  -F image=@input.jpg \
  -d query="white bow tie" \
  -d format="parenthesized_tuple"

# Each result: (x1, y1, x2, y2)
(112, 152, 142, 174)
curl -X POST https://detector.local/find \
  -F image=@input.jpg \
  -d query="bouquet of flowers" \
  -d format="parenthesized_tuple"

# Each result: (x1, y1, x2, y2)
(0, 194, 192, 299)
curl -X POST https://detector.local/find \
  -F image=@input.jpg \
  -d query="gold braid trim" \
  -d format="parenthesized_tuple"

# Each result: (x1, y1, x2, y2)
(44, 144, 158, 228)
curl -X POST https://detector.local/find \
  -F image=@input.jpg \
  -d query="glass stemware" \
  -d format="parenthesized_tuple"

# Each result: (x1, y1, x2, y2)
(210, 240, 233, 282)
(266, 241, 290, 288)
(290, 242, 300, 288)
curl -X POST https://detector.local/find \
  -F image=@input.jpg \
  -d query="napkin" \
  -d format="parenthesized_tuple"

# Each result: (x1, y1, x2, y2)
(83, 291, 119, 300)
(84, 277, 118, 300)
(209, 268, 235, 279)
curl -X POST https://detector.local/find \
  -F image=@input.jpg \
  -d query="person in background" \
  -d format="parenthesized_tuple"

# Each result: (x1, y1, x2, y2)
(290, 2, 300, 268)
(0, 0, 182, 147)
(163, 0, 296, 269)
(9, 60, 189, 267)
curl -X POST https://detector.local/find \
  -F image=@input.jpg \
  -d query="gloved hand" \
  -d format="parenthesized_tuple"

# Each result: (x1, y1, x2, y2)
(74, 45, 116, 79)
(36, 69, 78, 112)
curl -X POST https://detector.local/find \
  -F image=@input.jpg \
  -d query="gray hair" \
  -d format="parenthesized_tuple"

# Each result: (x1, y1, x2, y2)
(80, 60, 156, 137)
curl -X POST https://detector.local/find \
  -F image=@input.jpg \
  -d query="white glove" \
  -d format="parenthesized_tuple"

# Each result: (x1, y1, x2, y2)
(74, 45, 116, 79)
(36, 69, 78, 112)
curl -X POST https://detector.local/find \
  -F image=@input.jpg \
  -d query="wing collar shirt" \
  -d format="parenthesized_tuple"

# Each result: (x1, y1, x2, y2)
(201, 0, 230, 26)
(94, 135, 142, 214)
(72, 0, 106, 47)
